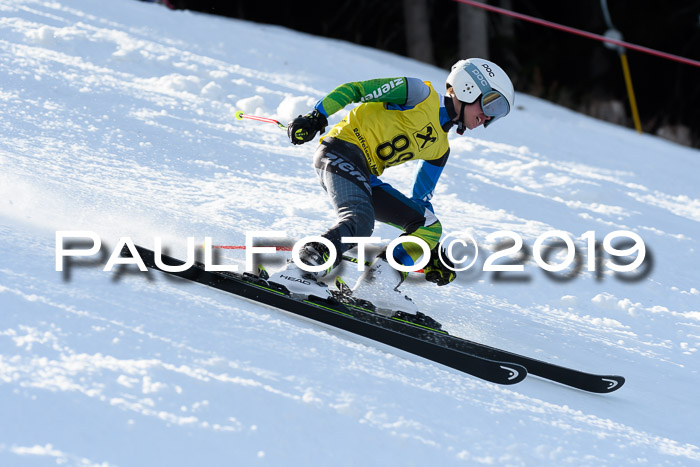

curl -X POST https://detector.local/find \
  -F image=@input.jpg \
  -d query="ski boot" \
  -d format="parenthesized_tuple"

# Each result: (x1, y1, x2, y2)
(351, 254, 419, 316)
(267, 242, 334, 299)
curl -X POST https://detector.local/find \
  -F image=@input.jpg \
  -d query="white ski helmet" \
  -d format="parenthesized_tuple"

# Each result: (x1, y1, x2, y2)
(446, 58, 514, 128)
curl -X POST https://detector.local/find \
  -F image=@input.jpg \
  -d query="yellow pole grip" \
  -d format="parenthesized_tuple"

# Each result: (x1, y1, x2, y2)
(619, 52, 642, 133)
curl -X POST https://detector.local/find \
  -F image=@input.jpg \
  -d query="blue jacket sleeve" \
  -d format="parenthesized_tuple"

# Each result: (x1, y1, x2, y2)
(410, 158, 446, 212)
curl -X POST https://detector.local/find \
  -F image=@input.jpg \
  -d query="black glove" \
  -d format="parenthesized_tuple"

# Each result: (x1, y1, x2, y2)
(424, 246, 456, 286)
(288, 110, 328, 145)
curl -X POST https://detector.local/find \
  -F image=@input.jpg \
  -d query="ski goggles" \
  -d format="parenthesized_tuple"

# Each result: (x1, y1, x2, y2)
(480, 91, 509, 127)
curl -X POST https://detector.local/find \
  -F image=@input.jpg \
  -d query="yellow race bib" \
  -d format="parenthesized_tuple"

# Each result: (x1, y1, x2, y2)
(324, 82, 449, 176)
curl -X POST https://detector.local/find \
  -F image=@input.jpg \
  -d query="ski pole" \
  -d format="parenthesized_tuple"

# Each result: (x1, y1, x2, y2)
(234, 110, 286, 130)
(208, 245, 425, 273)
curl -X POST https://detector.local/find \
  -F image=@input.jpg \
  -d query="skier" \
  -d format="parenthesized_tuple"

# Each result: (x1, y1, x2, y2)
(270, 58, 515, 312)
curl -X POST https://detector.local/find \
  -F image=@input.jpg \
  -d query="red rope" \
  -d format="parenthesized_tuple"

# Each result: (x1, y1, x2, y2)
(454, 0, 700, 68)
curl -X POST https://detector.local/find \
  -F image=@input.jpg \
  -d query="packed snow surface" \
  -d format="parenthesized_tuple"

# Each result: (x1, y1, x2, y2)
(1, 1, 699, 465)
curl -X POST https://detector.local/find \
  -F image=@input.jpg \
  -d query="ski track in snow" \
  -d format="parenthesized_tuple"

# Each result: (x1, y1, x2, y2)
(1, 0, 699, 465)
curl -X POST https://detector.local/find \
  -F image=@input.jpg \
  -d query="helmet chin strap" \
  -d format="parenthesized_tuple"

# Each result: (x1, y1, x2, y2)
(443, 94, 468, 134)
(456, 101, 467, 135)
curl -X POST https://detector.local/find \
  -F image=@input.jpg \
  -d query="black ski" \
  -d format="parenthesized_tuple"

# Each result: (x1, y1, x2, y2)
(436, 334, 624, 393)
(122, 245, 625, 393)
(123, 245, 525, 386)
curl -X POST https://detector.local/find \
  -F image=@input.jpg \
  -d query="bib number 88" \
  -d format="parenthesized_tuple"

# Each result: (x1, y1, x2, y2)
(376, 134, 414, 165)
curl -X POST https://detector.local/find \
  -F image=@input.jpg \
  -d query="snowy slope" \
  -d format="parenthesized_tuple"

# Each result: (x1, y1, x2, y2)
(1, 0, 700, 465)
